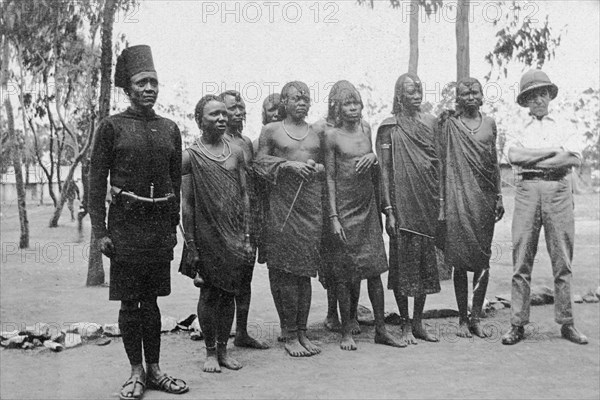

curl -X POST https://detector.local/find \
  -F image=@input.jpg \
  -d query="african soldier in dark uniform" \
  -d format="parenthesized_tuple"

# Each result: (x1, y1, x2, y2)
(89, 45, 188, 399)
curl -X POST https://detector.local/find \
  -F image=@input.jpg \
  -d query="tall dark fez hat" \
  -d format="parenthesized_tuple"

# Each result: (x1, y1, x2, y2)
(114, 45, 156, 89)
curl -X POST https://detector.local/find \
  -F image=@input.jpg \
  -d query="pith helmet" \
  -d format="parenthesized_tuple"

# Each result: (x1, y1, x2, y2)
(516, 69, 558, 107)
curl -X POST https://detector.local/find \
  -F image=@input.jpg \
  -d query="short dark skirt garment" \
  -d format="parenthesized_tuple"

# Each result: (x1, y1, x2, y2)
(109, 260, 171, 301)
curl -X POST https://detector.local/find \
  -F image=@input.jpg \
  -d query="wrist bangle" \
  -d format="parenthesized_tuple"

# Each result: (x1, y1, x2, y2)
(329, 214, 338, 219)
(439, 198, 444, 201)
(383, 206, 393, 212)
(245, 234, 250, 238)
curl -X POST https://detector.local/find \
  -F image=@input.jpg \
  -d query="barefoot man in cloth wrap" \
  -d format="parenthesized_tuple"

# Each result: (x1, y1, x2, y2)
(323, 80, 403, 350)
(314, 82, 361, 335)
(182, 95, 254, 372)
(377, 73, 441, 346)
(219, 90, 269, 350)
(253, 81, 325, 357)
(438, 78, 504, 339)
(89, 45, 188, 399)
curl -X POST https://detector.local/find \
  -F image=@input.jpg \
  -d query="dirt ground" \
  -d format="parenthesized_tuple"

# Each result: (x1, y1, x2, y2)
(1, 189, 599, 399)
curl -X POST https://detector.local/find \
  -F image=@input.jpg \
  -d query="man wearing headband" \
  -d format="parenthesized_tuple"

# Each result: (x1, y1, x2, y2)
(253, 81, 325, 357)
(89, 45, 188, 399)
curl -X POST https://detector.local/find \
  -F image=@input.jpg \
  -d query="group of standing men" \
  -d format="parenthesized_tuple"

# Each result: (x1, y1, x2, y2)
(88, 45, 588, 400)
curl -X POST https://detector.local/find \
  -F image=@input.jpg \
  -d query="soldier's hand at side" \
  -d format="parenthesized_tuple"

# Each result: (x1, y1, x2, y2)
(331, 217, 347, 244)
(495, 198, 505, 222)
(384, 212, 397, 237)
(285, 161, 316, 180)
(355, 153, 378, 174)
(98, 236, 115, 258)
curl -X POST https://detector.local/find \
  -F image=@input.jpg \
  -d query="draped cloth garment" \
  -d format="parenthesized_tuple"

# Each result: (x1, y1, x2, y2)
(325, 129, 388, 283)
(440, 116, 498, 272)
(252, 155, 323, 278)
(376, 116, 440, 296)
(187, 145, 247, 293)
(376, 116, 439, 236)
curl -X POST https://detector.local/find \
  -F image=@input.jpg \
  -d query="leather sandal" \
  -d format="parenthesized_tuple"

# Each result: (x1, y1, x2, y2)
(119, 374, 146, 400)
(147, 374, 189, 395)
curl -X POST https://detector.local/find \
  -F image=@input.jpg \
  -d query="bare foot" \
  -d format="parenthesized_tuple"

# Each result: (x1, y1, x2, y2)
(412, 321, 439, 342)
(298, 331, 321, 355)
(203, 350, 221, 373)
(217, 348, 243, 370)
(340, 333, 357, 351)
(350, 319, 361, 335)
(457, 320, 473, 338)
(401, 322, 418, 345)
(234, 333, 270, 349)
(324, 315, 341, 332)
(374, 327, 406, 348)
(469, 319, 488, 338)
(284, 337, 311, 357)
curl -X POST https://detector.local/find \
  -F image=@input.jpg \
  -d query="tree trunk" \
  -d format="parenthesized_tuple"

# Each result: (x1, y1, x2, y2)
(456, 0, 470, 81)
(2, 37, 29, 248)
(99, 0, 116, 119)
(44, 95, 58, 207)
(49, 180, 70, 227)
(78, 158, 90, 239)
(408, 0, 419, 75)
(49, 107, 95, 228)
(86, 0, 117, 287)
(5, 98, 29, 248)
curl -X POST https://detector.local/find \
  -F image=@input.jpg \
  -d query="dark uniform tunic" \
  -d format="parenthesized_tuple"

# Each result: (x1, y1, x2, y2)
(89, 107, 182, 301)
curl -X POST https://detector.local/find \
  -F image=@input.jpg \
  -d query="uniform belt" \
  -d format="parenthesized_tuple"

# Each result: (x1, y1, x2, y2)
(110, 186, 175, 216)
(110, 186, 175, 204)
(520, 171, 566, 181)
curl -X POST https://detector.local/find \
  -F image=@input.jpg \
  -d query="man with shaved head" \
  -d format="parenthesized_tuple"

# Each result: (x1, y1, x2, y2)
(254, 81, 325, 357)
(438, 77, 504, 339)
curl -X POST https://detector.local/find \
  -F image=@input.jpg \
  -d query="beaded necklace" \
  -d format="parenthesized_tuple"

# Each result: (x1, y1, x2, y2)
(458, 111, 483, 135)
(282, 120, 310, 141)
(195, 136, 232, 162)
